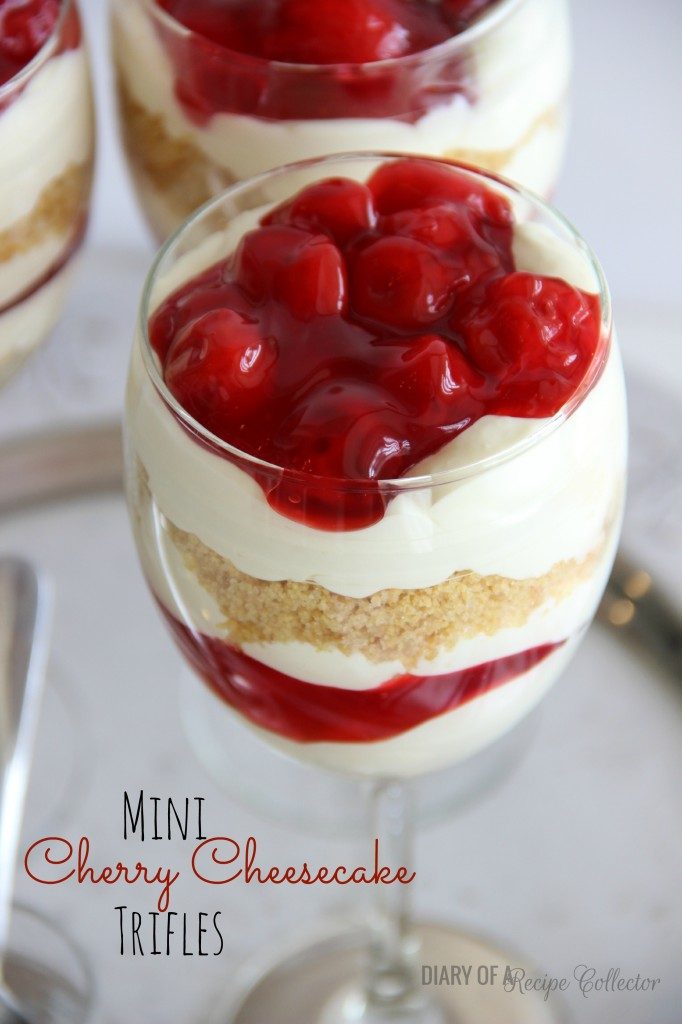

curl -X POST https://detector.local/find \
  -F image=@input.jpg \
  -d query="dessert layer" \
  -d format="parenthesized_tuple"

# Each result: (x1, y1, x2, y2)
(0, 257, 75, 383)
(0, 161, 90, 317)
(127, 161, 625, 597)
(156, 0, 477, 67)
(164, 518, 604, 668)
(0, 0, 61, 88)
(146, 532, 609, 688)
(164, 603, 566, 743)
(113, 0, 569, 221)
(186, 636, 579, 776)
(0, 162, 88, 264)
(128, 319, 624, 596)
(116, 81, 236, 230)
(117, 70, 564, 233)
(0, 47, 92, 229)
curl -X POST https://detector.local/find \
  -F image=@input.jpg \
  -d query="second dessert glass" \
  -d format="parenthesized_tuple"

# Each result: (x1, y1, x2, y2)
(124, 154, 626, 1022)
(0, 0, 95, 387)
(112, 0, 570, 239)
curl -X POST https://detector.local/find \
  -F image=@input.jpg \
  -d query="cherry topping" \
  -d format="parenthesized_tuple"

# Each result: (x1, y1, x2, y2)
(351, 236, 455, 329)
(0, 0, 60, 87)
(235, 225, 347, 319)
(260, 0, 413, 65)
(264, 178, 376, 247)
(153, 0, 497, 122)
(456, 273, 601, 416)
(150, 159, 603, 532)
(165, 308, 277, 432)
(382, 334, 484, 418)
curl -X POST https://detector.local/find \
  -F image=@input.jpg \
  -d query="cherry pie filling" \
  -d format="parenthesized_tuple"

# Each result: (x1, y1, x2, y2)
(151, 159, 603, 532)
(153, 0, 499, 122)
(0, 0, 80, 93)
(146, 159, 605, 746)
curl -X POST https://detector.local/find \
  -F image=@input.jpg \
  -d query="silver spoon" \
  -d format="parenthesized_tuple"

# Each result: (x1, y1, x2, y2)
(0, 558, 52, 1023)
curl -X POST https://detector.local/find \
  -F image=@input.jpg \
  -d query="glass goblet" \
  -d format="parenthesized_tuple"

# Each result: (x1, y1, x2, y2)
(124, 153, 626, 1022)
(111, 0, 571, 239)
(0, 0, 95, 387)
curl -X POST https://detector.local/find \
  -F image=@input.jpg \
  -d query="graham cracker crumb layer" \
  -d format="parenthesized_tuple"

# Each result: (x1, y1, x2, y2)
(0, 162, 92, 264)
(116, 73, 562, 230)
(116, 77, 236, 228)
(444, 103, 564, 174)
(165, 519, 602, 668)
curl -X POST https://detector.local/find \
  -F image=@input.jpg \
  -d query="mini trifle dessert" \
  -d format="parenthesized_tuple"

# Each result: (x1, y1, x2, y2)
(124, 154, 626, 1022)
(112, 0, 570, 239)
(125, 154, 626, 784)
(0, 0, 95, 385)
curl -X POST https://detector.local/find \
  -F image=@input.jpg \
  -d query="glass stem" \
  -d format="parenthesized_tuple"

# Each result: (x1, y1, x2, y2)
(365, 781, 420, 1014)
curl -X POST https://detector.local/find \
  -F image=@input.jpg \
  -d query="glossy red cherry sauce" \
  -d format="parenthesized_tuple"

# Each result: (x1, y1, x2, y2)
(154, 0, 497, 122)
(150, 160, 603, 531)
(163, 606, 565, 743)
(0, 0, 81, 103)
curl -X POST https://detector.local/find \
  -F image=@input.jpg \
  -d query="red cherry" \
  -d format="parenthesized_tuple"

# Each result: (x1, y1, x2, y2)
(381, 203, 474, 251)
(383, 334, 483, 417)
(381, 202, 509, 292)
(150, 164, 602, 533)
(368, 158, 512, 230)
(235, 225, 347, 320)
(157, 0, 249, 51)
(351, 236, 455, 329)
(264, 178, 377, 247)
(278, 381, 410, 479)
(165, 308, 277, 431)
(0, 0, 59, 84)
(262, 0, 411, 64)
(457, 272, 601, 415)
(274, 237, 348, 321)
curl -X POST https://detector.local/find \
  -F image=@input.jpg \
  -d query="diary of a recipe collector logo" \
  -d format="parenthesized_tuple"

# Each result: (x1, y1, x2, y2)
(421, 962, 662, 1002)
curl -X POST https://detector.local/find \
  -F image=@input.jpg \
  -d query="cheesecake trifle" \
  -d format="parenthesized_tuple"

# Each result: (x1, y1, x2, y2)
(0, 0, 95, 385)
(112, 0, 570, 239)
(125, 155, 626, 782)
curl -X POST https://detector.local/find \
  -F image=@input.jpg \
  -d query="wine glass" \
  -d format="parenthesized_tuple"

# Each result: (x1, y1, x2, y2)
(123, 153, 626, 1022)
(111, 0, 570, 239)
(0, 0, 95, 387)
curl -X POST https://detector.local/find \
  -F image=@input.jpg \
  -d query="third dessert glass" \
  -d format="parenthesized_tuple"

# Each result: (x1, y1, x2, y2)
(0, 0, 95, 386)
(124, 154, 626, 1021)
(112, 0, 570, 239)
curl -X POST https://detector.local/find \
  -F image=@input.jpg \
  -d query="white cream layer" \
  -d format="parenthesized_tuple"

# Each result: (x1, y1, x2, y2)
(184, 636, 579, 778)
(127, 213, 627, 599)
(114, 0, 569, 219)
(142, 507, 617, 690)
(0, 259, 75, 377)
(0, 46, 92, 349)
(0, 47, 91, 230)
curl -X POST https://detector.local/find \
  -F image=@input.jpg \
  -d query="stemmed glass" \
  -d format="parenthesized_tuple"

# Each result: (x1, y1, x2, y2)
(124, 154, 627, 1022)
(111, 0, 570, 240)
(0, 0, 95, 387)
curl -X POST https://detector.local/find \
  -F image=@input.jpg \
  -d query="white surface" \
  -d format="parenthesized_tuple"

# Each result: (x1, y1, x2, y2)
(0, 1, 680, 1022)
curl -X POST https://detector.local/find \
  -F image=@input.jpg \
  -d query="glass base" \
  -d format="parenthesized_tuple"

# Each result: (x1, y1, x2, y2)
(179, 671, 541, 837)
(1, 904, 93, 1024)
(216, 920, 564, 1024)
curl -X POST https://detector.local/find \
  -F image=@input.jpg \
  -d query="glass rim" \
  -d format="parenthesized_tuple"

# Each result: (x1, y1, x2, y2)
(138, 152, 612, 493)
(137, 0, 525, 74)
(0, 0, 75, 102)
